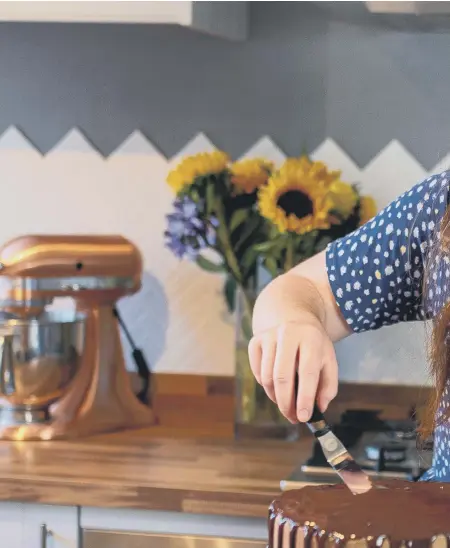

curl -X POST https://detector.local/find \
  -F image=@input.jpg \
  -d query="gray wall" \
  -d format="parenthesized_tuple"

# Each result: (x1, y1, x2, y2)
(325, 13, 450, 168)
(0, 2, 450, 168)
(0, 2, 327, 158)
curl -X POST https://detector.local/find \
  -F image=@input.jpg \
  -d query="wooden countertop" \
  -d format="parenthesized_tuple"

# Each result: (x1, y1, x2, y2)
(0, 428, 311, 518)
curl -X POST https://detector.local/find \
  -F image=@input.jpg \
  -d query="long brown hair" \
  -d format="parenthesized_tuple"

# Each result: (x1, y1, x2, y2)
(422, 206, 450, 437)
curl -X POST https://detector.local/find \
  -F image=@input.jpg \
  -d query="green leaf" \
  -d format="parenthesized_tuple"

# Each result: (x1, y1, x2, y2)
(252, 240, 279, 253)
(212, 194, 226, 215)
(264, 256, 279, 278)
(235, 216, 263, 253)
(253, 241, 274, 253)
(196, 255, 224, 273)
(239, 249, 258, 280)
(241, 248, 258, 269)
(229, 209, 248, 233)
(268, 224, 281, 239)
(224, 276, 237, 313)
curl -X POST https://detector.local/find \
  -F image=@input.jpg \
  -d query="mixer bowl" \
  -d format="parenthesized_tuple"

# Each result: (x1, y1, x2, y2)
(0, 310, 86, 425)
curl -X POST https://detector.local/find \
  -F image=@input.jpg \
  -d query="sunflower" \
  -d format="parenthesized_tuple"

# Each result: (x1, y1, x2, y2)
(328, 181, 358, 220)
(281, 156, 312, 173)
(230, 158, 273, 194)
(167, 151, 230, 194)
(359, 195, 377, 226)
(258, 157, 334, 234)
(281, 156, 343, 188)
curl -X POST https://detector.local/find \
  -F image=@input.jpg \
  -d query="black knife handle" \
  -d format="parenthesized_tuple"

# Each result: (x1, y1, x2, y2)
(310, 403, 326, 423)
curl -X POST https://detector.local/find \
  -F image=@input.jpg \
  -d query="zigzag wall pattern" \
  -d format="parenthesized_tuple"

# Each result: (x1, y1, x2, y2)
(0, 126, 443, 385)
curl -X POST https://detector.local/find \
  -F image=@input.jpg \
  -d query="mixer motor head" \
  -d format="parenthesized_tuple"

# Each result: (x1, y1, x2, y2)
(0, 234, 143, 316)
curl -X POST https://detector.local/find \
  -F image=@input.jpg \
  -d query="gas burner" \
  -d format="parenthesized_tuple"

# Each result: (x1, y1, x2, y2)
(364, 441, 408, 464)
(281, 409, 434, 490)
(384, 429, 417, 441)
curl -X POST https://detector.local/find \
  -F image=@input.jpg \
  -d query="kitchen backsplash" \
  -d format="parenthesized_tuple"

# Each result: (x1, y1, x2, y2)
(0, 126, 444, 385)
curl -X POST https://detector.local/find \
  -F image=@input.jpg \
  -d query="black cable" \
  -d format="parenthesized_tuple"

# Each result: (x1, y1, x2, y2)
(112, 307, 151, 406)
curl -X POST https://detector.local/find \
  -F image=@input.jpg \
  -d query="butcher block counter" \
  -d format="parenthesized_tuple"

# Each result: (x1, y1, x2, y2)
(0, 428, 314, 548)
(0, 427, 309, 518)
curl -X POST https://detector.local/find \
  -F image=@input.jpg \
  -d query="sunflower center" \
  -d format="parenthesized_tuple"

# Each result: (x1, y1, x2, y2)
(277, 190, 313, 218)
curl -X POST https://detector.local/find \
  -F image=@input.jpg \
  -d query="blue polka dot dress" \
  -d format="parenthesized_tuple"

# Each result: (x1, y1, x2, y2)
(325, 170, 450, 481)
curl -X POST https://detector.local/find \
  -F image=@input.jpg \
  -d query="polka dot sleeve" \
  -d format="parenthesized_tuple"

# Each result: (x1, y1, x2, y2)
(325, 172, 450, 333)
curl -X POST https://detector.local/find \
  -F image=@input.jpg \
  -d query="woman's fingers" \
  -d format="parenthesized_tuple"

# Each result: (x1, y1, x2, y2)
(296, 329, 323, 422)
(273, 326, 299, 423)
(317, 344, 339, 412)
(248, 322, 337, 422)
(260, 337, 277, 402)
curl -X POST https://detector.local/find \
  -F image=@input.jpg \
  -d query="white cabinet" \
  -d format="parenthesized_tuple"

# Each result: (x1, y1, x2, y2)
(0, 502, 78, 548)
(0, 1, 248, 40)
(0, 503, 22, 548)
(0, 502, 266, 547)
(22, 504, 78, 548)
(81, 507, 267, 546)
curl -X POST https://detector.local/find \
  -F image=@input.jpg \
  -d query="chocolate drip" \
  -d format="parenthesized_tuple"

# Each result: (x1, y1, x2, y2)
(317, 531, 324, 548)
(316, 527, 328, 548)
(412, 537, 428, 548)
(303, 522, 314, 548)
(288, 521, 297, 548)
(278, 518, 286, 548)
(268, 509, 276, 548)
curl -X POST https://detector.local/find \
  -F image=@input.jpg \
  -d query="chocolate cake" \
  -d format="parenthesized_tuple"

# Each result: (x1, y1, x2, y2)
(269, 480, 450, 548)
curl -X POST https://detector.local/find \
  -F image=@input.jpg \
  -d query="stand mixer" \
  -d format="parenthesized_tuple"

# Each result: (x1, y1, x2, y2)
(0, 234, 155, 440)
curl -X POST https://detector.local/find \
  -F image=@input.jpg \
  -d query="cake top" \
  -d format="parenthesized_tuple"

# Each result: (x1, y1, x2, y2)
(271, 479, 450, 541)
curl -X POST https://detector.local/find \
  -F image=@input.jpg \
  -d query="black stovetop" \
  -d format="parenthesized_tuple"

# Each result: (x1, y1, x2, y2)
(281, 409, 433, 490)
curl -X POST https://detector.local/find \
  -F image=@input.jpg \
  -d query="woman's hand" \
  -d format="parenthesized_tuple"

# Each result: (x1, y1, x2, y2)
(248, 314, 338, 423)
(248, 252, 349, 424)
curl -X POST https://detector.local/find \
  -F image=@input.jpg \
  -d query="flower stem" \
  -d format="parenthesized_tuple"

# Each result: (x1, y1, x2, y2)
(213, 201, 257, 335)
(285, 234, 295, 273)
(215, 200, 244, 286)
(240, 288, 256, 340)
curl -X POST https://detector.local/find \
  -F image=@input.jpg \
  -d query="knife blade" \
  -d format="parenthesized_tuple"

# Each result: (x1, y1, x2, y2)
(295, 373, 372, 495)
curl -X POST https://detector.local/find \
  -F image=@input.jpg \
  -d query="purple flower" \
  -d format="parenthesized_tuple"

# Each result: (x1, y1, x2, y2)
(165, 197, 218, 261)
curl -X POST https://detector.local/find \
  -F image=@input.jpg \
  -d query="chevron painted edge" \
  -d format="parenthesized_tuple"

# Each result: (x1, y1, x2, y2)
(0, 125, 449, 183)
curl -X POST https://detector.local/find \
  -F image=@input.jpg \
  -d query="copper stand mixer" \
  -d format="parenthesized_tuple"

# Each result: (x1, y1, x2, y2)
(0, 234, 155, 440)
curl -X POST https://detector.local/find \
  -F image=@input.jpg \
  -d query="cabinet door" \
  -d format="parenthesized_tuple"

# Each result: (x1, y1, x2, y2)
(22, 504, 78, 548)
(81, 507, 267, 548)
(0, 502, 23, 548)
(83, 530, 266, 548)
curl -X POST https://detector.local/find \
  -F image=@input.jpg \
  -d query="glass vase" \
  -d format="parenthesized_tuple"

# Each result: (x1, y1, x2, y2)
(234, 289, 299, 441)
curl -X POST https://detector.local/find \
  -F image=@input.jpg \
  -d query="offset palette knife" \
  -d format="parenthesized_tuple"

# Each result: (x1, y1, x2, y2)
(296, 374, 372, 495)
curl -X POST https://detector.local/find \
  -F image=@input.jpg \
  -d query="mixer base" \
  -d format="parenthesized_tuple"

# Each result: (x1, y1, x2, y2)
(0, 406, 49, 427)
(0, 423, 54, 441)
(0, 412, 155, 441)
(0, 297, 158, 440)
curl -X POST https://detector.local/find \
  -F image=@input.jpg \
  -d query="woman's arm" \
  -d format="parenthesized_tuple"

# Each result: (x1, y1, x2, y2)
(249, 173, 449, 425)
(252, 250, 351, 342)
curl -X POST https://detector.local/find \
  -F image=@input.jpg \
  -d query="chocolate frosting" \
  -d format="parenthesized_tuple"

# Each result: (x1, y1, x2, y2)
(270, 479, 450, 547)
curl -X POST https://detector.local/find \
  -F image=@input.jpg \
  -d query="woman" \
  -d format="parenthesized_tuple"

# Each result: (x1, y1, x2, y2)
(248, 170, 450, 481)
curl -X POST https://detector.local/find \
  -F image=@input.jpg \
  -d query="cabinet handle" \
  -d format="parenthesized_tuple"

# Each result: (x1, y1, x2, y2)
(40, 523, 53, 548)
